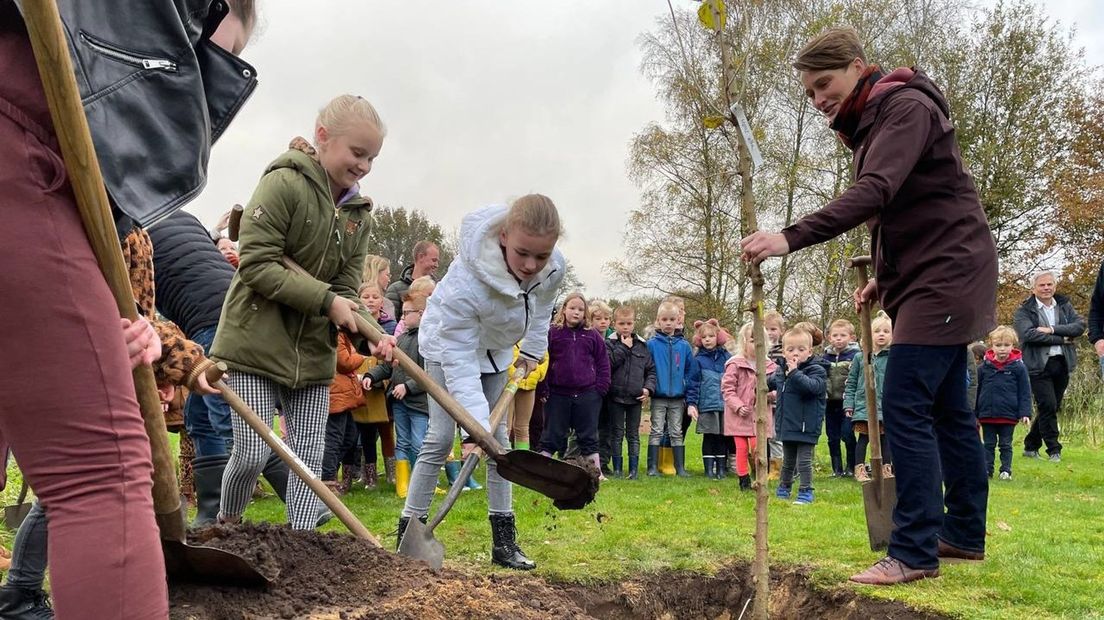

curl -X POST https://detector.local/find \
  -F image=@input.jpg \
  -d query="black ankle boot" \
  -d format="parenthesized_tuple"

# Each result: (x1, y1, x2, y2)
(191, 454, 229, 527)
(489, 513, 536, 570)
(0, 585, 53, 619)
(714, 456, 726, 479)
(739, 474, 752, 491)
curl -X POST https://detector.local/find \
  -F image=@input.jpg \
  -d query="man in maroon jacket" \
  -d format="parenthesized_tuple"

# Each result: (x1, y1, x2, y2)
(742, 27, 997, 585)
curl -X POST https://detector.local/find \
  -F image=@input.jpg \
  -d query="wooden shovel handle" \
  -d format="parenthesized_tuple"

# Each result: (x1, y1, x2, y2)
(279, 257, 507, 457)
(849, 256, 885, 476)
(228, 204, 244, 242)
(208, 364, 381, 546)
(22, 1, 184, 539)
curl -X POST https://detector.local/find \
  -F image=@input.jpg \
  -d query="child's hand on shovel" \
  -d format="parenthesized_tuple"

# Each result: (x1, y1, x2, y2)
(327, 296, 361, 333)
(371, 335, 397, 364)
(513, 357, 538, 380)
(121, 317, 161, 369)
(190, 370, 220, 396)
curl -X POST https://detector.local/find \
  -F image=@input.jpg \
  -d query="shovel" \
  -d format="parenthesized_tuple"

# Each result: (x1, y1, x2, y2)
(279, 256, 596, 510)
(847, 255, 897, 551)
(202, 363, 382, 546)
(22, 0, 270, 587)
(399, 370, 522, 567)
(4, 480, 33, 531)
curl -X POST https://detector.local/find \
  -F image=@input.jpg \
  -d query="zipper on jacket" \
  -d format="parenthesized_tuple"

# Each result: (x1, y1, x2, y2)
(79, 33, 178, 72)
(292, 189, 341, 387)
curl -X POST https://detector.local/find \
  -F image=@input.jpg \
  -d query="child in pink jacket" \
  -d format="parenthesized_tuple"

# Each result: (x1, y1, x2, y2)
(721, 322, 777, 491)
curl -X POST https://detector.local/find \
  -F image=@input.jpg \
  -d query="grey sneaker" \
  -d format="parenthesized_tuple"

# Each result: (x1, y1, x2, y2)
(998, 471, 1012, 480)
(1049, 453, 1061, 463)
(1022, 450, 1039, 459)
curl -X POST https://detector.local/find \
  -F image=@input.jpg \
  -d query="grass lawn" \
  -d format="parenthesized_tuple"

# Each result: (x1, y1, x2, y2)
(3, 429, 1101, 618)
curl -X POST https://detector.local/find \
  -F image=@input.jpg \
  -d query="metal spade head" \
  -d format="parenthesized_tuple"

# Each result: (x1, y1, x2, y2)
(162, 538, 276, 588)
(861, 474, 897, 551)
(397, 518, 445, 570)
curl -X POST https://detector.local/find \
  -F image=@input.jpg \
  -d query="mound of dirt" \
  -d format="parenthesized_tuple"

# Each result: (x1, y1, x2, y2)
(169, 524, 948, 620)
(170, 523, 589, 620)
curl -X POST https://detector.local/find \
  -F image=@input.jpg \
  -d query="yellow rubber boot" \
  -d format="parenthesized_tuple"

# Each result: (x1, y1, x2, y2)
(395, 459, 410, 498)
(659, 447, 676, 476)
(768, 458, 782, 481)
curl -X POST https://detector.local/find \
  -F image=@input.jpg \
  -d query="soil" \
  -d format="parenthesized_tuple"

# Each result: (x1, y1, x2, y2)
(555, 456, 602, 510)
(170, 524, 949, 620)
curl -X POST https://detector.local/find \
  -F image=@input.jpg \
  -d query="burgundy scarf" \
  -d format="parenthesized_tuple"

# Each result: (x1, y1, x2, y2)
(831, 65, 884, 149)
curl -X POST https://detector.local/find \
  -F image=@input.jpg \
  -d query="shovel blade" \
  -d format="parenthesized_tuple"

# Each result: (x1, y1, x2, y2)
(496, 450, 597, 510)
(397, 518, 445, 569)
(162, 539, 275, 588)
(4, 503, 32, 530)
(861, 476, 897, 551)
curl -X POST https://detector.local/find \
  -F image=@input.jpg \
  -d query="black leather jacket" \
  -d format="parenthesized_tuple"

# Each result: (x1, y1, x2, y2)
(49, 0, 258, 226)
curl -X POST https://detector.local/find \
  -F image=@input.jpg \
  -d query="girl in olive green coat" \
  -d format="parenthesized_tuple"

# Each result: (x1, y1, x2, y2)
(211, 95, 394, 529)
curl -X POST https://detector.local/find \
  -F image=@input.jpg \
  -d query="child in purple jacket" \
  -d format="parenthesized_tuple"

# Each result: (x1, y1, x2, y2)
(538, 292, 612, 478)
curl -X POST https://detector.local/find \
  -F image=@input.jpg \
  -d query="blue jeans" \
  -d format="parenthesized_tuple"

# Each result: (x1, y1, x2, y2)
(184, 325, 233, 456)
(883, 345, 989, 570)
(393, 399, 429, 463)
(5, 501, 47, 590)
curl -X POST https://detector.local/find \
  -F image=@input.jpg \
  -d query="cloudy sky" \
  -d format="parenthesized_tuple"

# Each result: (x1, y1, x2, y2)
(193, 0, 1102, 298)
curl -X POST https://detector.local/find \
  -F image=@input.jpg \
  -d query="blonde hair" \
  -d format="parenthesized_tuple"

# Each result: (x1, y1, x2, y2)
(361, 255, 391, 289)
(763, 310, 786, 330)
(655, 301, 680, 321)
(553, 292, 588, 328)
(613, 305, 635, 321)
(357, 281, 382, 297)
(316, 94, 386, 138)
(988, 325, 1018, 346)
(504, 194, 563, 238)
(828, 319, 855, 336)
(871, 310, 892, 334)
(794, 27, 866, 72)
(588, 300, 612, 321)
(662, 295, 686, 311)
(408, 275, 436, 299)
(736, 321, 770, 357)
(782, 328, 813, 348)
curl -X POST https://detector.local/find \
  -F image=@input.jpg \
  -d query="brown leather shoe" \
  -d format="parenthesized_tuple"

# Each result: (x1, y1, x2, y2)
(850, 556, 940, 585)
(938, 539, 985, 562)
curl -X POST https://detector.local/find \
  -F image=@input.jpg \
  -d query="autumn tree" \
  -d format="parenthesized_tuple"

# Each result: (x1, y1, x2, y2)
(362, 206, 454, 279)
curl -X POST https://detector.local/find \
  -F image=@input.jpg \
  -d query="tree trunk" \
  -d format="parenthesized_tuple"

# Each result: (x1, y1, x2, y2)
(713, 5, 769, 617)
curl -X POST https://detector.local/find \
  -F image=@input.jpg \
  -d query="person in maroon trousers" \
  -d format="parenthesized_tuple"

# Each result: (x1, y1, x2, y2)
(0, 1, 256, 616)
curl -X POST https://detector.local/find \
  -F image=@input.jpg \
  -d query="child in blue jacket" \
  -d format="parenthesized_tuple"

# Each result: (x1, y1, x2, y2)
(646, 301, 694, 477)
(686, 319, 732, 479)
(768, 328, 827, 504)
(976, 326, 1032, 480)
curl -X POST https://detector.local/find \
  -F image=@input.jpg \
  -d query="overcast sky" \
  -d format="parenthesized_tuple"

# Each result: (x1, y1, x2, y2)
(193, 0, 1102, 298)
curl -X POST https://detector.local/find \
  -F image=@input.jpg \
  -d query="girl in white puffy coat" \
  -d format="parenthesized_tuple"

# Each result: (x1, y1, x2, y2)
(397, 194, 566, 570)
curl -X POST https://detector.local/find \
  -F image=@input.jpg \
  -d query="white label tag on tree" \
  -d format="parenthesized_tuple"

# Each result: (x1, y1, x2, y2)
(730, 103, 763, 170)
